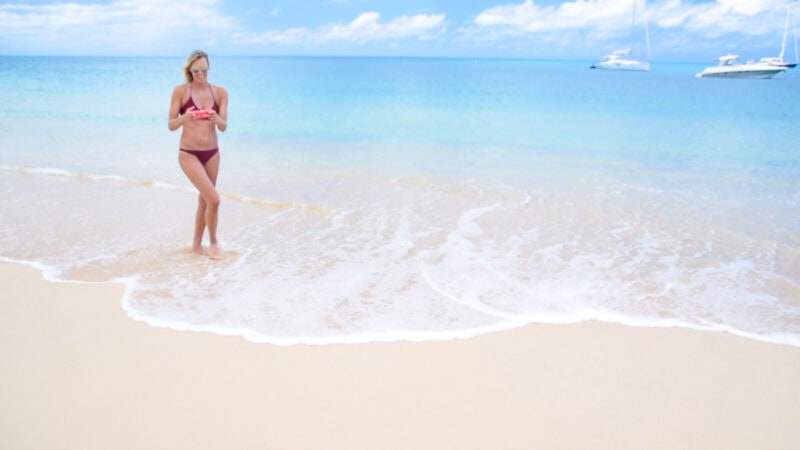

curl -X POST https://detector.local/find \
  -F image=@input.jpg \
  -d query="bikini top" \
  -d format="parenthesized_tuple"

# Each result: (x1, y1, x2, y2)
(179, 83, 219, 115)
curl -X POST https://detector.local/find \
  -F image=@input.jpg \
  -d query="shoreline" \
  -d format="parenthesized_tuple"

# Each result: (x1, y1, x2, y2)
(6, 255, 798, 349)
(2, 260, 799, 449)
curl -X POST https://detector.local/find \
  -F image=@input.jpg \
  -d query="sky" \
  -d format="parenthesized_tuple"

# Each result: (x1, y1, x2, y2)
(0, 0, 798, 62)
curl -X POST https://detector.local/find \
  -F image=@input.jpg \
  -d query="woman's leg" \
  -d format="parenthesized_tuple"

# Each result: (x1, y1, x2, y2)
(179, 151, 221, 259)
(192, 194, 208, 254)
(202, 154, 221, 259)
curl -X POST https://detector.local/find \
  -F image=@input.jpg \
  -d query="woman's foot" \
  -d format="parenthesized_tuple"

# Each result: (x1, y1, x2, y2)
(191, 245, 206, 256)
(208, 243, 221, 260)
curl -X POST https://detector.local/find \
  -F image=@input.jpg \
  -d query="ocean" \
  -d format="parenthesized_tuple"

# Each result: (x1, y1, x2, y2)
(1, 55, 798, 346)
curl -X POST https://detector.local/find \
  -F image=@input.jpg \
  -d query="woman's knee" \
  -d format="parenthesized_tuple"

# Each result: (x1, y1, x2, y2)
(206, 190, 221, 209)
(198, 189, 220, 209)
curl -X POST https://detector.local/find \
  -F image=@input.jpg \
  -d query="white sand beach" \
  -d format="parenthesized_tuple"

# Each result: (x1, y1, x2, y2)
(1, 261, 799, 450)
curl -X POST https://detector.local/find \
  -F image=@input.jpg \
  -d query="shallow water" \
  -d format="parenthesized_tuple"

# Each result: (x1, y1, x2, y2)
(1, 56, 799, 345)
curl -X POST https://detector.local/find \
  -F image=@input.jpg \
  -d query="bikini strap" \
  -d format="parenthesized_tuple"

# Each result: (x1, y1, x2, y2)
(186, 83, 193, 110)
(208, 83, 217, 107)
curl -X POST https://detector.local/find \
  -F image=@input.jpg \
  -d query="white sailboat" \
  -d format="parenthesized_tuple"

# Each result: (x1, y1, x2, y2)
(591, 0, 651, 71)
(759, 2, 798, 69)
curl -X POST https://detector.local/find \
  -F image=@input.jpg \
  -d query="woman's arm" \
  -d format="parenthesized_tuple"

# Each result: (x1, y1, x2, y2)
(211, 87, 228, 132)
(168, 86, 186, 131)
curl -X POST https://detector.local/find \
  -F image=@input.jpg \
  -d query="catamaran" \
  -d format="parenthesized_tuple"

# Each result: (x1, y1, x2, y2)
(759, 2, 798, 69)
(591, 0, 651, 71)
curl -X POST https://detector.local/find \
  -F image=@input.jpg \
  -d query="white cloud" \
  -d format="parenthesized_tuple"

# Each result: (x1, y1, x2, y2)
(677, 0, 789, 36)
(322, 12, 446, 42)
(1, 0, 793, 58)
(715, 0, 785, 17)
(238, 27, 313, 45)
(235, 11, 447, 46)
(0, 0, 236, 53)
(475, 0, 627, 32)
(470, 0, 791, 39)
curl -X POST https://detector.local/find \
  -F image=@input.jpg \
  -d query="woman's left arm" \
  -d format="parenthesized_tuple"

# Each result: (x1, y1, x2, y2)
(212, 87, 228, 132)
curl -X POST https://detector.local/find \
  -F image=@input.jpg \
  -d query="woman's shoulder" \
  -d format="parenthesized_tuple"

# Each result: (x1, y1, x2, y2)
(212, 84, 228, 97)
(172, 83, 190, 96)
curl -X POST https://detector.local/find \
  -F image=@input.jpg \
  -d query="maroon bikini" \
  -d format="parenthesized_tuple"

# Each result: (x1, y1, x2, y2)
(179, 84, 220, 165)
(179, 147, 219, 164)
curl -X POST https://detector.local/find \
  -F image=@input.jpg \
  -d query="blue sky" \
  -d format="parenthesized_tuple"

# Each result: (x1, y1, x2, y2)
(1, 0, 797, 62)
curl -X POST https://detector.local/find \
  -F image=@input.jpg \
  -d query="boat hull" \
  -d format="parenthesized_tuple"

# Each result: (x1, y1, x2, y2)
(596, 61, 651, 71)
(695, 68, 786, 79)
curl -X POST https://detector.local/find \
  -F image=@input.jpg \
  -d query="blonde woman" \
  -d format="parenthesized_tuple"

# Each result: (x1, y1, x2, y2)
(169, 50, 228, 260)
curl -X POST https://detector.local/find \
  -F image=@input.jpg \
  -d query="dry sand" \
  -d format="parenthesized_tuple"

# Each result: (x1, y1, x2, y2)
(1, 261, 799, 450)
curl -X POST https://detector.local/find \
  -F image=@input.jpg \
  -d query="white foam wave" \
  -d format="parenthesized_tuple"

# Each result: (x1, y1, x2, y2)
(4, 253, 800, 348)
(0, 164, 322, 211)
(0, 255, 138, 302)
(2, 165, 799, 348)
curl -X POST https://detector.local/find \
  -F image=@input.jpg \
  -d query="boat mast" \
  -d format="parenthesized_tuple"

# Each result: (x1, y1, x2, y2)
(793, 2, 799, 63)
(780, 3, 790, 60)
(632, 0, 651, 62)
(631, 0, 637, 53)
(644, 1, 651, 61)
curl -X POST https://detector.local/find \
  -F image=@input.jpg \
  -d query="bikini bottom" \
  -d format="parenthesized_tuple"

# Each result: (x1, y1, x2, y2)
(180, 147, 219, 165)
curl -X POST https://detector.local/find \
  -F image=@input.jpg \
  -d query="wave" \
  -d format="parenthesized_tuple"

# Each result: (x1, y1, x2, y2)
(2, 164, 799, 348)
(5, 252, 799, 348)
(0, 164, 324, 212)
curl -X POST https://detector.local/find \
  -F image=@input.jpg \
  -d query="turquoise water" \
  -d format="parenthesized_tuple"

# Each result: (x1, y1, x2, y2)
(1, 55, 799, 345)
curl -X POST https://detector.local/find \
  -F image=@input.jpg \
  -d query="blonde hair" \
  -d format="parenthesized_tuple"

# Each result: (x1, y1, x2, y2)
(183, 50, 209, 82)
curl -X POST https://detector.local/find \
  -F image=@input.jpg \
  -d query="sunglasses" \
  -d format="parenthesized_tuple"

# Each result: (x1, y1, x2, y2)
(191, 68, 209, 73)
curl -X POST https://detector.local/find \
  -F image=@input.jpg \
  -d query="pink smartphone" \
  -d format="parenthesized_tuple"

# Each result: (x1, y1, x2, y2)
(191, 109, 212, 119)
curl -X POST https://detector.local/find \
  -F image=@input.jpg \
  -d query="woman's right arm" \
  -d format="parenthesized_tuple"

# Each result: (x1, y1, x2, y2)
(168, 86, 185, 131)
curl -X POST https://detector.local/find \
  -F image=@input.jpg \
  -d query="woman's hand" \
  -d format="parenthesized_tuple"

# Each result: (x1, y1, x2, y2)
(207, 110, 225, 129)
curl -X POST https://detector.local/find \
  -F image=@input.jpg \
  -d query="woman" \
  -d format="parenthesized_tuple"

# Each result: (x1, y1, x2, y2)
(169, 50, 228, 260)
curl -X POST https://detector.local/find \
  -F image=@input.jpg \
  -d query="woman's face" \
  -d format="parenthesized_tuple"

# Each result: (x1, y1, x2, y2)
(190, 57, 209, 82)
